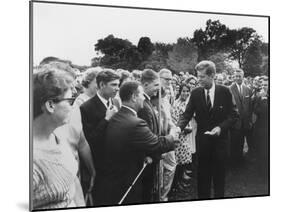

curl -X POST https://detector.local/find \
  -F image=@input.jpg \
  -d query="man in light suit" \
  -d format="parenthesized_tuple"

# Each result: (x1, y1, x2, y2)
(229, 69, 253, 165)
(94, 81, 179, 206)
(178, 61, 239, 199)
(137, 69, 161, 202)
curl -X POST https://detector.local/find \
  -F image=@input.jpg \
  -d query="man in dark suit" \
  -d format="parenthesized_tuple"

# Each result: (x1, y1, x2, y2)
(178, 60, 239, 199)
(95, 81, 179, 206)
(137, 69, 161, 202)
(80, 70, 120, 200)
(229, 69, 253, 165)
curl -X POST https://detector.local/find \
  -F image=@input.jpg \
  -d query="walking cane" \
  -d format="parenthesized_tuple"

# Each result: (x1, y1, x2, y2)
(118, 158, 152, 205)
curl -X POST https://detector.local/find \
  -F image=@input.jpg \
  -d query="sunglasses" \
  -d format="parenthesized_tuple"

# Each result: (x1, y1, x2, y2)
(49, 97, 76, 106)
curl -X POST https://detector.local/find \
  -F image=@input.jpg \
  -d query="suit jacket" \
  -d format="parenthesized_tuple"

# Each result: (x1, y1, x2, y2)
(178, 85, 239, 140)
(94, 106, 176, 206)
(229, 83, 252, 130)
(137, 96, 159, 134)
(80, 95, 119, 172)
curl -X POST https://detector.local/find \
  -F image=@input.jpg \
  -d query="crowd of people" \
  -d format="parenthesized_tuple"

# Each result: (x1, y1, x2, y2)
(32, 57, 269, 210)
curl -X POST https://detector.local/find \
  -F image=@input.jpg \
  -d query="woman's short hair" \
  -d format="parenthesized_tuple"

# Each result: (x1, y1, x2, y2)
(119, 81, 140, 102)
(81, 67, 102, 88)
(33, 64, 75, 118)
(119, 70, 132, 86)
(195, 60, 216, 76)
(96, 69, 120, 88)
(132, 70, 142, 80)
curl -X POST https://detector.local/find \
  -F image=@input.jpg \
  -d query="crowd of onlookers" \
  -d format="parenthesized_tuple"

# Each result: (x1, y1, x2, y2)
(32, 56, 268, 210)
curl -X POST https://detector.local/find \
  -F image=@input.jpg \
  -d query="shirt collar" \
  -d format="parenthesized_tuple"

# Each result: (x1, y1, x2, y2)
(143, 92, 151, 101)
(204, 81, 215, 93)
(235, 82, 243, 88)
(122, 105, 137, 116)
(97, 91, 110, 108)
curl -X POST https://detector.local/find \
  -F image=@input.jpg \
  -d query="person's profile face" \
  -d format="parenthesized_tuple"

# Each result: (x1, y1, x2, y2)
(52, 89, 73, 126)
(102, 79, 120, 99)
(160, 72, 172, 89)
(234, 72, 243, 85)
(145, 78, 160, 97)
(197, 69, 214, 89)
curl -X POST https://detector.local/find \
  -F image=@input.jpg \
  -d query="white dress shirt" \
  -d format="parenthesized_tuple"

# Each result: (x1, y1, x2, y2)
(204, 81, 215, 107)
(235, 83, 243, 95)
(97, 92, 112, 108)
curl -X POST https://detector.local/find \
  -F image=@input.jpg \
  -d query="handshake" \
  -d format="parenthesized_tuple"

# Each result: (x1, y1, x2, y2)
(169, 125, 193, 140)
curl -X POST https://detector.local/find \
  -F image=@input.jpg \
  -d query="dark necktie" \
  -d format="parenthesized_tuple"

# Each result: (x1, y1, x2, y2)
(107, 99, 110, 108)
(206, 89, 212, 112)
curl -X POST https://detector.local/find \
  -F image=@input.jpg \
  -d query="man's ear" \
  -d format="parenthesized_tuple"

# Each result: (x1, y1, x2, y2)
(132, 93, 137, 103)
(44, 100, 55, 114)
(98, 81, 105, 89)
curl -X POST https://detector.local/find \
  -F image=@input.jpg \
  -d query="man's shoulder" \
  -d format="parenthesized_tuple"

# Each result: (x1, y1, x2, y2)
(80, 95, 98, 110)
(138, 101, 152, 114)
(190, 86, 203, 96)
(216, 84, 231, 93)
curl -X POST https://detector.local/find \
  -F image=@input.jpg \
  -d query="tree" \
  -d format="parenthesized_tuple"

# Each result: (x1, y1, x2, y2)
(166, 37, 198, 74)
(228, 27, 259, 68)
(208, 52, 235, 74)
(243, 38, 263, 76)
(94, 34, 133, 56)
(191, 19, 230, 61)
(137, 37, 154, 61)
(154, 42, 174, 58)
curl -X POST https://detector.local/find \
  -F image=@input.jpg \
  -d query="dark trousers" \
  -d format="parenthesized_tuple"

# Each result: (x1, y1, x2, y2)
(230, 128, 252, 164)
(141, 163, 155, 202)
(197, 136, 227, 199)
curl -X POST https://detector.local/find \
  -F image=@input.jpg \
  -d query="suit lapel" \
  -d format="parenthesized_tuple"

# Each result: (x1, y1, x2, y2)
(200, 87, 209, 115)
(145, 98, 159, 134)
(94, 95, 107, 115)
(233, 84, 243, 105)
(213, 85, 220, 110)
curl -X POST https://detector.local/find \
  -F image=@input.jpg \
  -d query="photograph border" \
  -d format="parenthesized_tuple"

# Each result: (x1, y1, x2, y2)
(29, 0, 270, 211)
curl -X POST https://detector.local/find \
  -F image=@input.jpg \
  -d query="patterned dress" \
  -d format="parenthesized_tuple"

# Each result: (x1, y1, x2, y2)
(32, 135, 81, 210)
(171, 98, 192, 165)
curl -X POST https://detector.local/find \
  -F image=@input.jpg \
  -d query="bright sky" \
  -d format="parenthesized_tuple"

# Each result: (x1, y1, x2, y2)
(33, 2, 269, 66)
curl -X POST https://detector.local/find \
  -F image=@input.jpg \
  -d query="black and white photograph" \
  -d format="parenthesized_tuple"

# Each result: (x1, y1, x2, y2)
(30, 0, 269, 211)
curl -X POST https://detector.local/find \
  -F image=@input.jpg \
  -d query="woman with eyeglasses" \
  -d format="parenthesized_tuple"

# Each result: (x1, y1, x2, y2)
(32, 64, 85, 210)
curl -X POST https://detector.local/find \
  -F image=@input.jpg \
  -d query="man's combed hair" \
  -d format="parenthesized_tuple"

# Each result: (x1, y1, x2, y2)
(195, 60, 216, 76)
(96, 69, 120, 88)
(119, 81, 140, 102)
(141, 69, 158, 84)
(159, 68, 172, 77)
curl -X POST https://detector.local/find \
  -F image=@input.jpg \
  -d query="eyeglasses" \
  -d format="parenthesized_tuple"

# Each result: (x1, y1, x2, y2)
(161, 77, 172, 82)
(49, 97, 76, 106)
